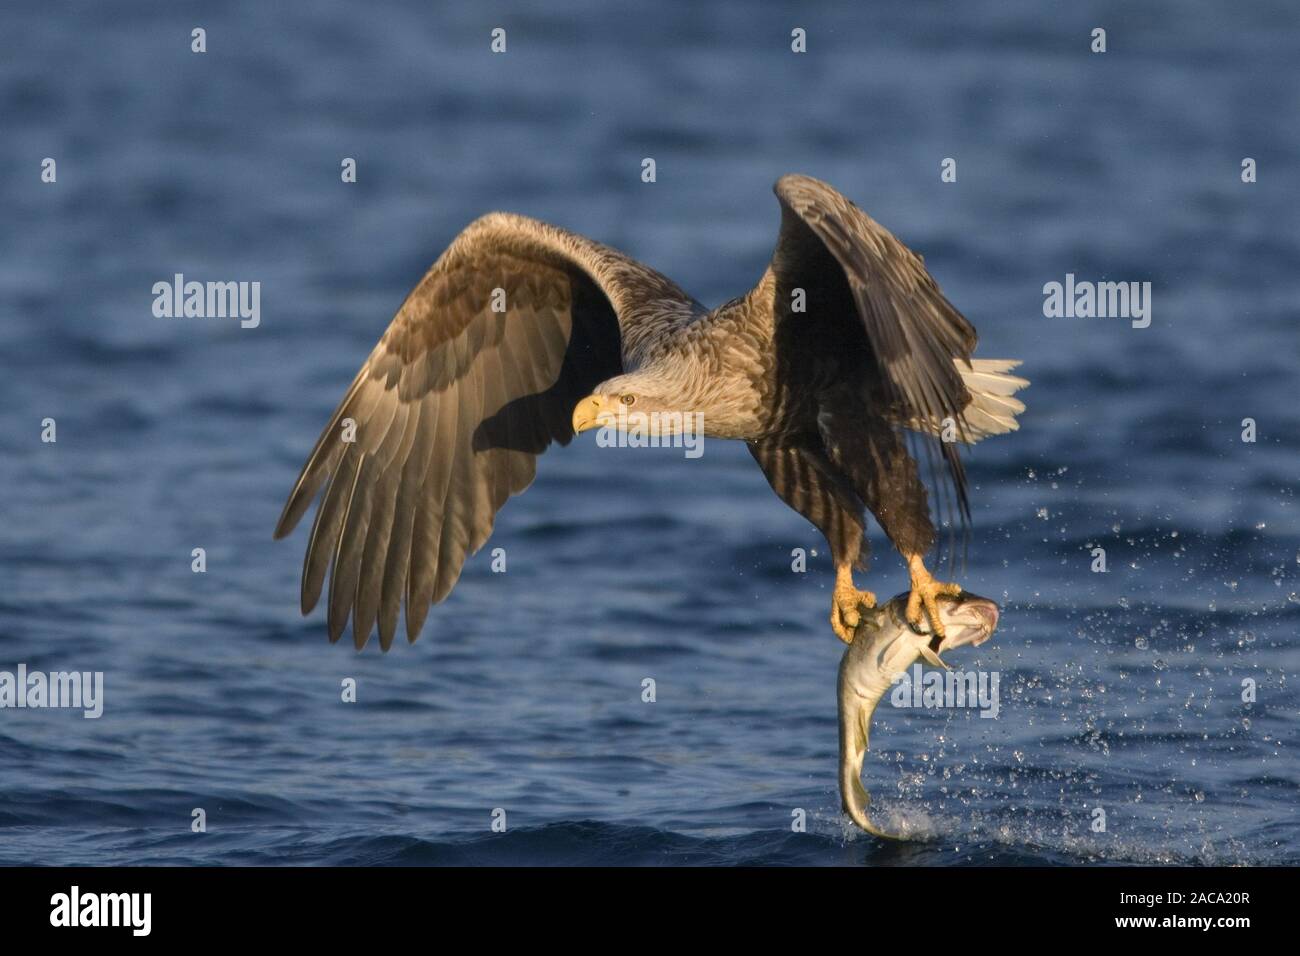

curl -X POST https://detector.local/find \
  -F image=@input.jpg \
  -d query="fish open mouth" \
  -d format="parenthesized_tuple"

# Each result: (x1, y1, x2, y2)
(932, 622, 988, 651)
(930, 599, 999, 654)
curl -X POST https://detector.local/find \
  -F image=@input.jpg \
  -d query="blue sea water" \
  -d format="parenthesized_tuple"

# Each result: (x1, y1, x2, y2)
(0, 0, 1297, 865)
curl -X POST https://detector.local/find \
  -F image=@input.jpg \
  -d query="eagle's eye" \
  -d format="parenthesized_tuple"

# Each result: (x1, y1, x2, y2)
(620, 394, 636, 406)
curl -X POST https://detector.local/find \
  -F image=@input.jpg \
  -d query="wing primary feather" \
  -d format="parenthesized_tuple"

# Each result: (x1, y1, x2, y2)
(353, 401, 414, 650)
(301, 446, 361, 616)
(327, 455, 369, 647)
(406, 380, 459, 642)
(275, 365, 372, 540)
(376, 398, 428, 650)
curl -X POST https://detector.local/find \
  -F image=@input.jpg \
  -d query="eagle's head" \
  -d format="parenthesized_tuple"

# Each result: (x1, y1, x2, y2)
(571, 371, 692, 435)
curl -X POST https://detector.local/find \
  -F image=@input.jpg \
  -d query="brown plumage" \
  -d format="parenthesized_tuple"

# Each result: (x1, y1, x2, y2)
(275, 174, 1027, 649)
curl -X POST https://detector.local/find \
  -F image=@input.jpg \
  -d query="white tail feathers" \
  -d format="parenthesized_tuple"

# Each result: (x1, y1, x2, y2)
(907, 359, 1028, 442)
(958, 358, 1029, 440)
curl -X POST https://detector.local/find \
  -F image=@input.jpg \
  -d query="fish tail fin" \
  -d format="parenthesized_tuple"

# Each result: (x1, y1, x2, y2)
(843, 772, 873, 829)
(843, 773, 903, 841)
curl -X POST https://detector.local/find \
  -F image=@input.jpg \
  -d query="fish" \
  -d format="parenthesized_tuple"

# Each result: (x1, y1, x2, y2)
(838, 590, 1000, 838)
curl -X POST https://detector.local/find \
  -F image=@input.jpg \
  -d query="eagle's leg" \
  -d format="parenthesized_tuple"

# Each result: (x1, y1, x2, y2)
(905, 553, 962, 638)
(831, 562, 876, 644)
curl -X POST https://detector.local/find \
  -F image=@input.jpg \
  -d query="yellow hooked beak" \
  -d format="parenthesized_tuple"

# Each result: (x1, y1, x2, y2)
(571, 395, 606, 434)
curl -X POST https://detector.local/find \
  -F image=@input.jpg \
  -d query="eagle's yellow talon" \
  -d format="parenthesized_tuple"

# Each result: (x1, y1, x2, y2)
(832, 564, 876, 644)
(905, 555, 962, 639)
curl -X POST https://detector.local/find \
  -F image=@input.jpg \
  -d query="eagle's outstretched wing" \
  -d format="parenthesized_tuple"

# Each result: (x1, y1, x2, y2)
(275, 213, 694, 650)
(766, 173, 982, 532)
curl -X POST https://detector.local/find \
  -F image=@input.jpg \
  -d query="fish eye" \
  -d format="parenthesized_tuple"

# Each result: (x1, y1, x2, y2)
(620, 394, 636, 406)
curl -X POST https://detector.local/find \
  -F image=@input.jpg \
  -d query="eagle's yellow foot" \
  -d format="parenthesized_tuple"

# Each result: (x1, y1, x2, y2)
(831, 565, 876, 644)
(906, 554, 962, 639)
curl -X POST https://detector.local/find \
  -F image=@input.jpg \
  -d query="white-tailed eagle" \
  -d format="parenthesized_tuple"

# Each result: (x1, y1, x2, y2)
(275, 174, 1027, 649)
